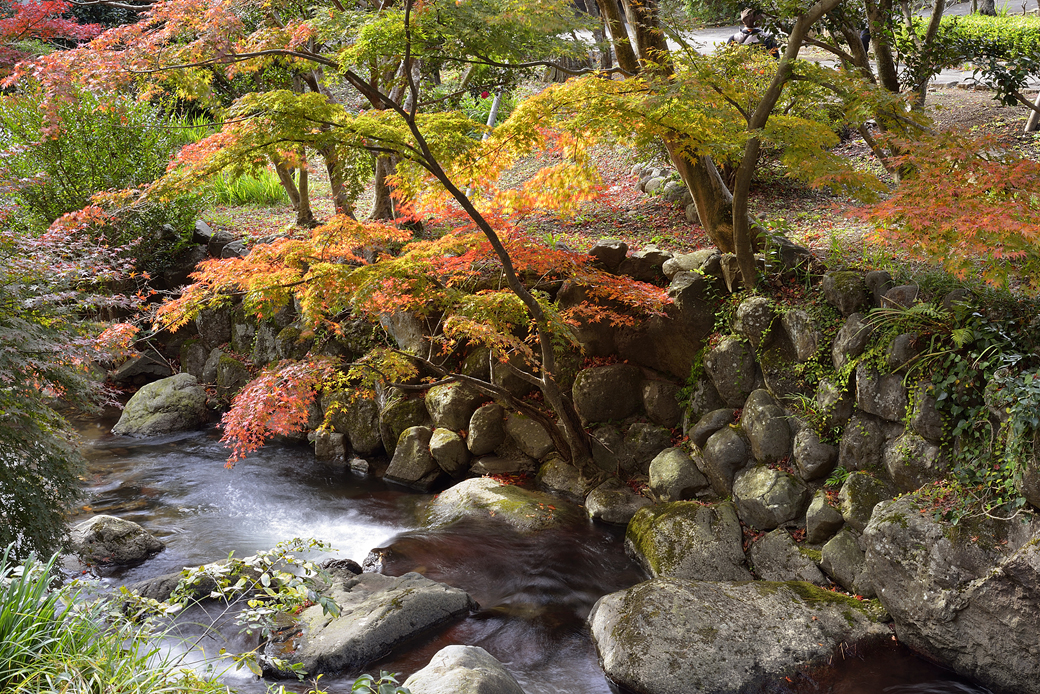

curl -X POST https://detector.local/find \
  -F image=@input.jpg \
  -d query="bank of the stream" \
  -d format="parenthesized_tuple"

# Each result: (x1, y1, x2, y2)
(74, 414, 989, 694)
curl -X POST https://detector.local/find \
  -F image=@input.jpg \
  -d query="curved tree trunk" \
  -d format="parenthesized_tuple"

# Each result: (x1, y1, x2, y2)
(371, 156, 397, 220)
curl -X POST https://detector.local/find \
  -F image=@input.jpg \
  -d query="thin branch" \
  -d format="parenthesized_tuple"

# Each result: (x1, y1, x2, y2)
(124, 49, 338, 74)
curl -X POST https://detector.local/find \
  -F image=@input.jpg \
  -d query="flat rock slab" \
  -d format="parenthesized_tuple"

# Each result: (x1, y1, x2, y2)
(589, 578, 888, 694)
(267, 572, 476, 676)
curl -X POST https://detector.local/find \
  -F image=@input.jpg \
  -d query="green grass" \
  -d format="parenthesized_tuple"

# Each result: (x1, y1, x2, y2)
(212, 169, 290, 206)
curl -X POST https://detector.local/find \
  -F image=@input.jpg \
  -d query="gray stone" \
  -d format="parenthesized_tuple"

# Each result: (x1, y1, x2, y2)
(832, 313, 872, 372)
(740, 389, 792, 465)
(882, 284, 920, 309)
(683, 377, 726, 426)
(275, 325, 313, 360)
(733, 297, 777, 351)
(385, 426, 440, 491)
(863, 494, 1040, 694)
(71, 515, 164, 567)
(591, 425, 622, 472)
(864, 270, 894, 307)
(719, 253, 743, 292)
(883, 431, 946, 492)
(425, 478, 582, 531)
(620, 422, 673, 474)
(911, 382, 944, 442)
(112, 373, 208, 437)
(821, 528, 874, 597)
(206, 228, 234, 257)
(467, 403, 506, 455)
(230, 314, 256, 355)
(822, 271, 870, 317)
(349, 457, 370, 475)
(201, 348, 223, 385)
(403, 645, 525, 694)
(703, 336, 756, 407)
(314, 431, 347, 463)
(180, 340, 209, 380)
(661, 250, 716, 280)
(839, 472, 890, 532)
(793, 427, 838, 481)
(618, 246, 671, 284)
(648, 448, 708, 502)
(588, 239, 628, 273)
(555, 282, 617, 358)
(661, 180, 686, 203)
(942, 288, 973, 312)
(806, 491, 845, 544)
(886, 333, 921, 372)
(838, 414, 885, 472)
(766, 235, 813, 274)
(585, 478, 652, 525)
(268, 572, 476, 676)
(504, 413, 555, 460)
(490, 354, 537, 398)
(536, 456, 589, 500)
(110, 350, 174, 383)
(252, 323, 279, 364)
(572, 364, 644, 423)
(816, 378, 854, 430)
(732, 465, 810, 531)
(625, 501, 751, 581)
(380, 312, 428, 354)
(643, 176, 666, 195)
(430, 428, 469, 476)
(589, 578, 888, 694)
(855, 363, 908, 422)
(690, 408, 735, 449)
(460, 347, 492, 381)
(193, 219, 214, 244)
(749, 529, 827, 584)
(425, 383, 484, 432)
(380, 397, 429, 457)
(335, 396, 383, 456)
(195, 307, 232, 350)
(701, 426, 750, 496)
(642, 381, 682, 428)
(684, 202, 700, 224)
(215, 354, 251, 399)
(220, 240, 248, 258)
(781, 309, 821, 362)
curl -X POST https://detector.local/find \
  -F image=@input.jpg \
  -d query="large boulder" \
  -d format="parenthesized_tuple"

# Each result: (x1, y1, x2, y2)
(831, 313, 872, 372)
(572, 364, 644, 423)
(585, 478, 652, 525)
(821, 527, 874, 597)
(703, 336, 756, 407)
(266, 572, 476, 676)
(642, 380, 682, 428)
(330, 395, 383, 456)
(855, 363, 908, 422)
(384, 426, 440, 491)
(732, 297, 777, 351)
(403, 646, 525, 694)
(71, 515, 164, 567)
(467, 403, 506, 455)
(536, 456, 590, 500)
(864, 494, 1040, 694)
(112, 373, 208, 437)
(619, 423, 673, 474)
(822, 271, 870, 317)
(781, 309, 821, 362)
(424, 478, 582, 531)
(793, 426, 838, 481)
(732, 465, 810, 531)
(380, 397, 429, 457)
(749, 529, 827, 584)
(589, 578, 888, 694)
(839, 472, 890, 533)
(648, 448, 708, 502)
(429, 428, 469, 476)
(805, 490, 844, 544)
(883, 431, 946, 492)
(690, 408, 735, 449)
(425, 383, 484, 431)
(504, 413, 555, 460)
(837, 414, 885, 472)
(701, 426, 750, 496)
(740, 389, 792, 465)
(625, 501, 751, 581)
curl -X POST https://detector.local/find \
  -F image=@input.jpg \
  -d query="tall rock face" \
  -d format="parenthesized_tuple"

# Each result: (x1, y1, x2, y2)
(863, 494, 1040, 694)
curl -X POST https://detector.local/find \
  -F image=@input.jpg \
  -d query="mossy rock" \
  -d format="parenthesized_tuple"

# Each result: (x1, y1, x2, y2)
(423, 478, 583, 532)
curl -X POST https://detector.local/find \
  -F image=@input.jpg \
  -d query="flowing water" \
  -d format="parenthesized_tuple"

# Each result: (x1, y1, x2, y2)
(73, 418, 991, 694)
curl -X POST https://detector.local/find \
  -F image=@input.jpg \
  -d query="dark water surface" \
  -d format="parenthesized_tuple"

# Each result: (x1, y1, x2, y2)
(74, 420, 990, 694)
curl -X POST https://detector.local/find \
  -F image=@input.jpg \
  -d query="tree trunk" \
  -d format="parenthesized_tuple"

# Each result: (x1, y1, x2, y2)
(594, 0, 638, 72)
(865, 0, 901, 94)
(320, 145, 355, 218)
(665, 143, 736, 252)
(271, 154, 302, 211)
(913, 0, 947, 108)
(296, 148, 316, 227)
(371, 156, 397, 220)
(978, 0, 996, 15)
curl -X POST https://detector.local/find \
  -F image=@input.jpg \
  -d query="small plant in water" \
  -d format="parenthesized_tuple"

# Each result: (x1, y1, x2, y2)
(351, 671, 411, 694)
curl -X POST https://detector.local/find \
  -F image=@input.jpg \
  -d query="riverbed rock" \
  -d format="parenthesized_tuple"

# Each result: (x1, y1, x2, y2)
(403, 645, 525, 694)
(703, 336, 756, 407)
(430, 428, 469, 476)
(806, 491, 844, 544)
(314, 431, 347, 463)
(648, 447, 708, 502)
(585, 478, 651, 525)
(109, 349, 173, 383)
(266, 572, 476, 676)
(740, 389, 792, 465)
(71, 515, 164, 567)
(504, 413, 554, 460)
(112, 373, 209, 437)
(619, 422, 673, 474)
(467, 403, 506, 455)
(215, 354, 251, 399)
(572, 364, 644, 423)
(700, 426, 750, 496)
(588, 578, 888, 694)
(180, 339, 209, 380)
(863, 493, 1040, 694)
(380, 397, 429, 457)
(330, 395, 383, 456)
(536, 456, 589, 500)
(690, 408, 735, 449)
(385, 426, 440, 491)
(749, 529, 827, 584)
(839, 472, 890, 533)
(424, 478, 582, 531)
(425, 383, 484, 431)
(821, 527, 873, 597)
(732, 465, 810, 531)
(793, 427, 838, 481)
(625, 501, 751, 581)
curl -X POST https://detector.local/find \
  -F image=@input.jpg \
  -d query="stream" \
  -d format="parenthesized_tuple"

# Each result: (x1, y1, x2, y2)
(73, 417, 992, 694)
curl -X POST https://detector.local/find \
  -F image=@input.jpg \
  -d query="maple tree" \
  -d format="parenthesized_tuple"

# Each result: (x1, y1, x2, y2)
(0, 0, 101, 78)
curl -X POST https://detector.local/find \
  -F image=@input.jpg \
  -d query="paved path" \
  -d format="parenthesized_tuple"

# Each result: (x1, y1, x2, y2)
(681, 0, 1039, 90)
